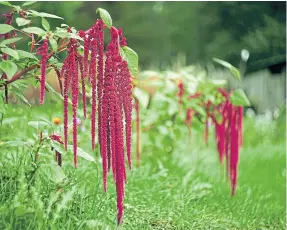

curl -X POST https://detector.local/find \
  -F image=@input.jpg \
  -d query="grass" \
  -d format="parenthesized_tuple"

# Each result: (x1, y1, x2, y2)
(0, 103, 285, 229)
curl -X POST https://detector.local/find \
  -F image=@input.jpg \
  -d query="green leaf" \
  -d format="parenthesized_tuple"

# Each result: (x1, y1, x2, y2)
(68, 145, 96, 162)
(42, 17, 50, 31)
(0, 37, 22, 46)
(213, 58, 241, 80)
(22, 1, 37, 6)
(13, 6, 22, 13)
(22, 27, 45, 35)
(54, 31, 69, 39)
(28, 10, 63, 19)
(50, 140, 66, 155)
(0, 140, 27, 147)
(0, 2, 13, 7)
(120, 46, 139, 76)
(28, 120, 51, 130)
(192, 118, 202, 131)
(133, 87, 149, 109)
(206, 79, 227, 87)
(16, 17, 31, 26)
(40, 163, 66, 184)
(0, 61, 18, 79)
(0, 24, 14, 34)
(96, 8, 112, 28)
(67, 33, 83, 41)
(14, 206, 34, 217)
(61, 24, 69, 28)
(230, 89, 250, 106)
(167, 100, 178, 116)
(15, 92, 31, 106)
(1, 47, 19, 60)
(49, 37, 57, 52)
(17, 50, 37, 59)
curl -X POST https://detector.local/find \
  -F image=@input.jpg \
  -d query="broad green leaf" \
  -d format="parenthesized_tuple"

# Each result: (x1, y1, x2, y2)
(50, 140, 66, 155)
(17, 50, 37, 59)
(15, 92, 31, 106)
(15, 206, 34, 217)
(0, 37, 22, 46)
(22, 1, 37, 6)
(32, 116, 52, 125)
(0, 24, 14, 34)
(191, 117, 202, 131)
(133, 87, 149, 109)
(49, 37, 57, 52)
(16, 17, 31, 26)
(96, 8, 112, 28)
(167, 100, 178, 116)
(230, 89, 250, 106)
(13, 6, 22, 13)
(0, 60, 18, 78)
(42, 17, 50, 31)
(28, 120, 50, 130)
(0, 140, 27, 147)
(68, 145, 96, 162)
(120, 46, 139, 76)
(207, 79, 227, 87)
(22, 27, 45, 35)
(28, 10, 63, 19)
(54, 31, 69, 39)
(38, 12, 63, 19)
(40, 163, 66, 184)
(61, 24, 69, 28)
(213, 58, 241, 80)
(68, 33, 83, 41)
(1, 47, 19, 60)
(0, 2, 13, 7)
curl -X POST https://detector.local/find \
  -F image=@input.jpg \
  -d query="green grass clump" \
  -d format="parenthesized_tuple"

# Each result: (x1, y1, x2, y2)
(0, 104, 285, 229)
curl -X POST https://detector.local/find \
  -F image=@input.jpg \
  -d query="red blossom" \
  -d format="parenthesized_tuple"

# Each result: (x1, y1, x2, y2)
(96, 20, 105, 149)
(212, 89, 243, 196)
(177, 80, 184, 106)
(76, 55, 87, 119)
(57, 21, 133, 224)
(36, 38, 49, 105)
(50, 134, 64, 167)
(185, 108, 193, 136)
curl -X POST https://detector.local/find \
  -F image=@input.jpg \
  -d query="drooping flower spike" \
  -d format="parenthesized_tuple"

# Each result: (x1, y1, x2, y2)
(60, 21, 133, 224)
(36, 38, 49, 105)
(50, 134, 64, 167)
(212, 88, 243, 196)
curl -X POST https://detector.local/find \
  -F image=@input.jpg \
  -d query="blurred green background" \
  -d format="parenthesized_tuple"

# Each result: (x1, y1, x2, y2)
(1, 1, 286, 114)
(1, 1, 286, 70)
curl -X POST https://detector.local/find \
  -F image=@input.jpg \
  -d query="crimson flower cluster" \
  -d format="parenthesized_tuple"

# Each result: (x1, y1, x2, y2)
(214, 89, 243, 196)
(98, 26, 133, 224)
(36, 38, 49, 105)
(50, 134, 64, 167)
(56, 20, 133, 224)
(183, 85, 243, 196)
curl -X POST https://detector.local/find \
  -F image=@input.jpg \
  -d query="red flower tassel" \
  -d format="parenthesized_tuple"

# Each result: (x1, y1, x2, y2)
(62, 56, 72, 150)
(71, 47, 79, 168)
(77, 55, 87, 119)
(36, 38, 49, 105)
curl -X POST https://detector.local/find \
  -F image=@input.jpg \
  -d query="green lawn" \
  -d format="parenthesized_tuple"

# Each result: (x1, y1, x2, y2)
(0, 104, 285, 229)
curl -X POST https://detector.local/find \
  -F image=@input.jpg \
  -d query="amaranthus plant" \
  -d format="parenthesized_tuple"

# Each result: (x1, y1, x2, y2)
(0, 1, 138, 225)
(135, 59, 250, 196)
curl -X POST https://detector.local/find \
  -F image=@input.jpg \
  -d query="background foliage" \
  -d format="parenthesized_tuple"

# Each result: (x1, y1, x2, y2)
(2, 1, 284, 70)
